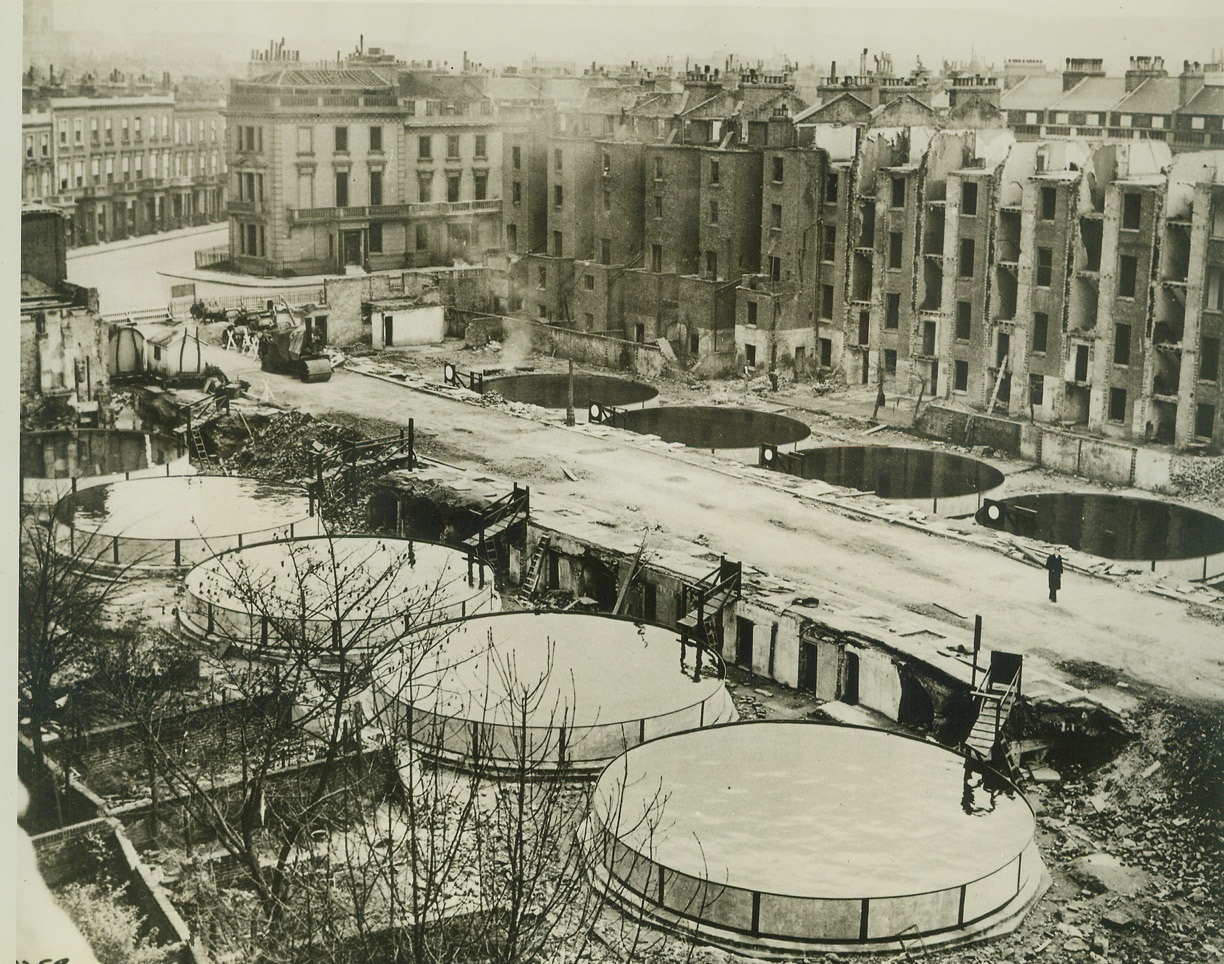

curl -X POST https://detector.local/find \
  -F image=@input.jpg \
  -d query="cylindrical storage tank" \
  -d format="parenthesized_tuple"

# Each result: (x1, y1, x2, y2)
(181, 535, 498, 656)
(52, 475, 324, 575)
(977, 492, 1224, 581)
(761, 445, 1005, 516)
(20, 430, 194, 507)
(608, 405, 810, 460)
(586, 722, 1047, 954)
(484, 372, 658, 413)
(373, 611, 738, 776)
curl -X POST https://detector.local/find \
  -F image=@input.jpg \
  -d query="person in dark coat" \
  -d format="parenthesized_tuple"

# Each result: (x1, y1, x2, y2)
(1045, 551, 1064, 602)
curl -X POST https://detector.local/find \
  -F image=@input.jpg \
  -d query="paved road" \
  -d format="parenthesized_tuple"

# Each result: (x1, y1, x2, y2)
(212, 346, 1224, 706)
(67, 225, 229, 310)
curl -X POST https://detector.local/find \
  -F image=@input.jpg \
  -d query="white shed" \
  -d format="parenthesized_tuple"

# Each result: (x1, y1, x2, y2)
(146, 326, 204, 378)
(370, 301, 445, 349)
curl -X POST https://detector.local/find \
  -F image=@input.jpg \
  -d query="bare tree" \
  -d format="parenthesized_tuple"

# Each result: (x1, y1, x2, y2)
(18, 517, 137, 823)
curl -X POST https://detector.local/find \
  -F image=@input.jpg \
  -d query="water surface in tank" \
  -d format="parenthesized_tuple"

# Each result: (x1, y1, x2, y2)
(977, 493, 1224, 560)
(618, 406, 811, 449)
(774, 445, 1004, 499)
(485, 372, 657, 409)
(56, 476, 314, 541)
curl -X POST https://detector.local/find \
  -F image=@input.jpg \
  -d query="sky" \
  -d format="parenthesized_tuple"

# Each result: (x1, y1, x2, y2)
(22, 0, 1224, 75)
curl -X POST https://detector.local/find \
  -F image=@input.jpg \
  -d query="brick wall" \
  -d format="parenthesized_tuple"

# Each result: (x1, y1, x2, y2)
(915, 403, 1023, 455)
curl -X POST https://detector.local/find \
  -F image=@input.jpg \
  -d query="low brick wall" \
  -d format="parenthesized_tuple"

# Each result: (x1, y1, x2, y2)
(461, 314, 665, 379)
(31, 817, 123, 887)
(117, 745, 397, 850)
(32, 818, 199, 959)
(916, 404, 1023, 456)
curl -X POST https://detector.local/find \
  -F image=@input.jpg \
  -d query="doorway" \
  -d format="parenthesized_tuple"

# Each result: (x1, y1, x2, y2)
(383, 315, 394, 348)
(842, 650, 860, 705)
(798, 640, 818, 694)
(735, 616, 754, 669)
(341, 230, 363, 266)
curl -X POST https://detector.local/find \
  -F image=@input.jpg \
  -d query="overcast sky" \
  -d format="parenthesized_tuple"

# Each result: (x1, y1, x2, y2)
(25, 0, 1224, 75)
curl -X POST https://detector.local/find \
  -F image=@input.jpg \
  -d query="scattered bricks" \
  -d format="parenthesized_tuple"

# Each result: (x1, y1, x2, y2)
(1068, 853, 1152, 896)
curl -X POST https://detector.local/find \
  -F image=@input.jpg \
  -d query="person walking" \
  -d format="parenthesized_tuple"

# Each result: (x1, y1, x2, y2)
(1045, 551, 1064, 602)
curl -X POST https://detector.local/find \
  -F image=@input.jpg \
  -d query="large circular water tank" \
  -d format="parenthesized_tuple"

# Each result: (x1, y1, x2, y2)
(587, 722, 1046, 953)
(613, 406, 811, 449)
(374, 611, 737, 774)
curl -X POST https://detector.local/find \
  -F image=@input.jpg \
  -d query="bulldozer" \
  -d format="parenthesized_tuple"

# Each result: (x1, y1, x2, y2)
(258, 302, 333, 383)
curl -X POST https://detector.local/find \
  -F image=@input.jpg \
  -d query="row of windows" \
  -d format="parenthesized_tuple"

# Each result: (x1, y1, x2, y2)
(56, 114, 216, 148)
(55, 149, 219, 190)
(289, 168, 490, 208)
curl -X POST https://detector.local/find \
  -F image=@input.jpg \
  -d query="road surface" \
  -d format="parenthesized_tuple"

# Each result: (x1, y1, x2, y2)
(67, 225, 228, 310)
(212, 345, 1224, 707)
(69, 232, 1223, 707)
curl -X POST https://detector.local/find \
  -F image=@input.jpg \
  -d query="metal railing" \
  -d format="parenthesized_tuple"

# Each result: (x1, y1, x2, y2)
(194, 245, 230, 269)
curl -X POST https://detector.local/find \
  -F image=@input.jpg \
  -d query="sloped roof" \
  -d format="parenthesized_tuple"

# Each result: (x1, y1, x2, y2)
(740, 89, 809, 121)
(1182, 83, 1224, 116)
(630, 91, 687, 117)
(1114, 77, 1182, 115)
(398, 73, 488, 101)
(796, 91, 872, 124)
(146, 326, 199, 347)
(999, 76, 1065, 112)
(870, 93, 938, 123)
(679, 90, 735, 120)
(1049, 77, 1127, 112)
(249, 68, 392, 89)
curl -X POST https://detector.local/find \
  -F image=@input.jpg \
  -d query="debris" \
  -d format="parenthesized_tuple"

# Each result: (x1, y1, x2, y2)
(1067, 853, 1151, 896)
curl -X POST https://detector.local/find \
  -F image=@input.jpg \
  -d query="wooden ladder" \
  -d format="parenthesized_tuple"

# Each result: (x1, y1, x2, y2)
(187, 422, 214, 471)
(517, 535, 551, 603)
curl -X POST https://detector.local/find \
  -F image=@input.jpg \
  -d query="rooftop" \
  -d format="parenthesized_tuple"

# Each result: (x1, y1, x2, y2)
(1182, 83, 1224, 116)
(246, 67, 393, 89)
(1113, 77, 1183, 116)
(1049, 76, 1128, 113)
(999, 76, 1065, 112)
(47, 94, 175, 109)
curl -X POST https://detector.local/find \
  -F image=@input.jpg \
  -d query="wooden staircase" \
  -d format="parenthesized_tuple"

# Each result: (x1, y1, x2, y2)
(309, 424, 416, 519)
(963, 651, 1023, 764)
(461, 483, 530, 566)
(516, 534, 551, 605)
(677, 557, 742, 645)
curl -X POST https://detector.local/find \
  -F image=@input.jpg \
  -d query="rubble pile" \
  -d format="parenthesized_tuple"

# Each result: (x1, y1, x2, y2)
(1171, 454, 1224, 508)
(227, 412, 363, 480)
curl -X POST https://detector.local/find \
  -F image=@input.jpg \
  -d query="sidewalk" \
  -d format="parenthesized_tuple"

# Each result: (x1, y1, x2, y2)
(66, 222, 226, 259)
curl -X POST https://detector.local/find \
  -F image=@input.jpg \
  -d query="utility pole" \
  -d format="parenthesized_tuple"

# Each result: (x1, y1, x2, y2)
(566, 358, 575, 426)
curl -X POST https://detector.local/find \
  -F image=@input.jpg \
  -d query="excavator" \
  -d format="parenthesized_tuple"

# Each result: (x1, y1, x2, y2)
(258, 302, 333, 383)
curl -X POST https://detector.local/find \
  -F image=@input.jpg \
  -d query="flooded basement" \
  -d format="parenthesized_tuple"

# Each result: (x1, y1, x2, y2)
(484, 372, 657, 410)
(609, 405, 811, 449)
(20, 430, 192, 504)
(763, 445, 1005, 514)
(588, 722, 1046, 951)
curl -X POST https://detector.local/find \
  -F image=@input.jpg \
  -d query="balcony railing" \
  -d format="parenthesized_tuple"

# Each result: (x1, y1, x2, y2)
(286, 198, 502, 224)
(227, 199, 266, 215)
(288, 202, 414, 224)
(409, 198, 501, 217)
